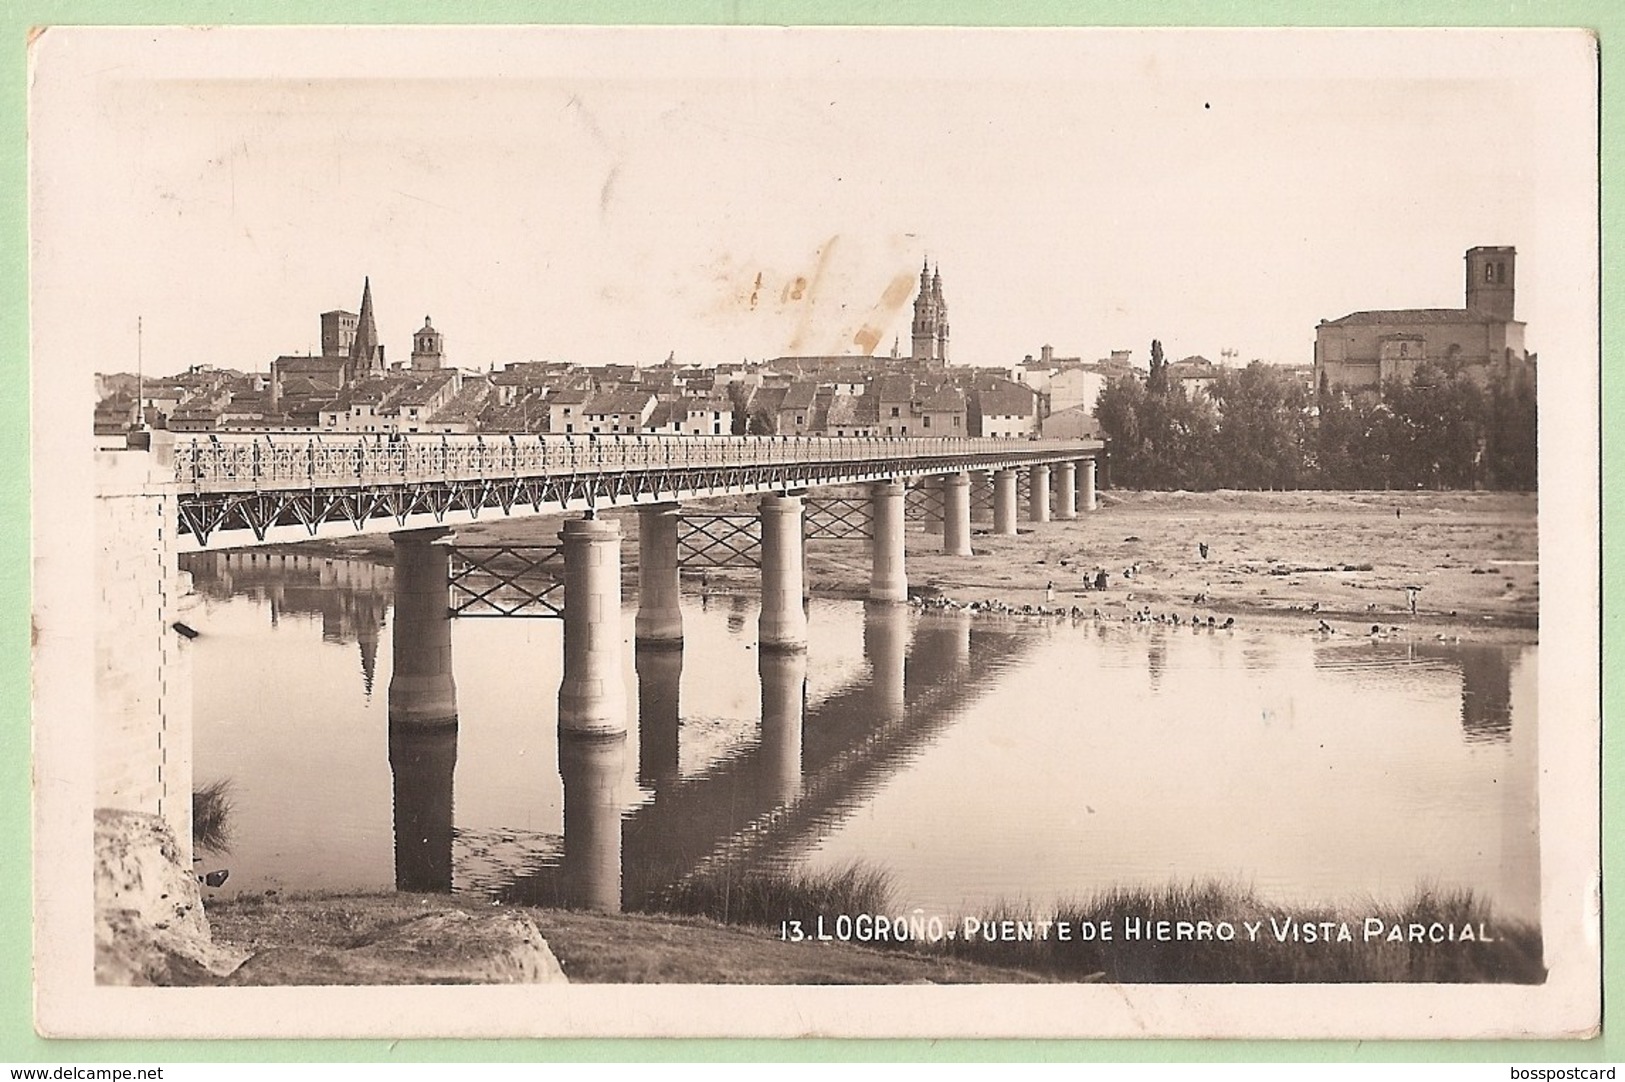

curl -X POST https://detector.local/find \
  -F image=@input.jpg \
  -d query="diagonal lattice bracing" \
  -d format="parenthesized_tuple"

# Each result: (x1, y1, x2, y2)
(677, 513, 761, 567)
(804, 496, 873, 540)
(448, 543, 567, 618)
(971, 477, 994, 515)
(904, 480, 944, 522)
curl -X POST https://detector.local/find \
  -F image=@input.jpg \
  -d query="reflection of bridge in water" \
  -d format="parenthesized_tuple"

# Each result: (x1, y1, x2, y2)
(386, 605, 1040, 910)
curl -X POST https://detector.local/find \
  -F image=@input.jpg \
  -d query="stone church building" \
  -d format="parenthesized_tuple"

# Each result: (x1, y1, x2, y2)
(1314, 246, 1535, 393)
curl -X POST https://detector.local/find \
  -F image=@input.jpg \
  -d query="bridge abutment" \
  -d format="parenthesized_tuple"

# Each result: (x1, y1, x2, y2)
(388, 528, 459, 729)
(94, 433, 193, 865)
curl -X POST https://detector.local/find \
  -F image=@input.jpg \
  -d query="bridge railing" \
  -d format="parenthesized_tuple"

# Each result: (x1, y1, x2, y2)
(173, 433, 1101, 493)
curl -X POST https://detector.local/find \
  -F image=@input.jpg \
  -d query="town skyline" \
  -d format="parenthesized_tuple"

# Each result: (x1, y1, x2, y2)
(33, 26, 1595, 386)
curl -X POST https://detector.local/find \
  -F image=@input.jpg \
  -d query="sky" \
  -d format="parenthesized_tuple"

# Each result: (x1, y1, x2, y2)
(30, 26, 1598, 380)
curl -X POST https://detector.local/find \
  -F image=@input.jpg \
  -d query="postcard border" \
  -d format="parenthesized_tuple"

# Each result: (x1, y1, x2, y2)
(8, 0, 1621, 1065)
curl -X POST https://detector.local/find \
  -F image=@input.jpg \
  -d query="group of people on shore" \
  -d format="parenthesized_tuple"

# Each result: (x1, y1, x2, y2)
(907, 590, 1238, 631)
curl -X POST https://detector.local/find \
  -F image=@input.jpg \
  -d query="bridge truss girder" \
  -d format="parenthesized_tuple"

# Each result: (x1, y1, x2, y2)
(175, 443, 1099, 551)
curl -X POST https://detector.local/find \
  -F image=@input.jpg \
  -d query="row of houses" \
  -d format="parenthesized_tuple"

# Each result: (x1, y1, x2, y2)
(96, 355, 1096, 440)
(100, 344, 1302, 443)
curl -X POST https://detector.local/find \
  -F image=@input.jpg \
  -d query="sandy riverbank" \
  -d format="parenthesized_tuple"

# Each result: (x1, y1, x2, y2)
(763, 489, 1532, 643)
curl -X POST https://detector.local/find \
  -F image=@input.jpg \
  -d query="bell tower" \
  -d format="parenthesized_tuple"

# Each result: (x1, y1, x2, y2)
(931, 264, 949, 364)
(1465, 246, 1516, 320)
(911, 258, 949, 363)
(410, 315, 444, 371)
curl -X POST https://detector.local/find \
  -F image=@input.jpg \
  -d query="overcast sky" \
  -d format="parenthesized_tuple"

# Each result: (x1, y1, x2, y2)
(31, 26, 1597, 379)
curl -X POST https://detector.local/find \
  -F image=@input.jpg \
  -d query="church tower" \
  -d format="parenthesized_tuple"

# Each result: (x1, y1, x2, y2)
(932, 264, 949, 363)
(1465, 246, 1516, 321)
(346, 277, 384, 384)
(911, 258, 950, 363)
(410, 315, 444, 371)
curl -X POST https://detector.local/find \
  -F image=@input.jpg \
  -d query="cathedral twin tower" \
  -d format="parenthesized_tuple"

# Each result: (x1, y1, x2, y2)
(911, 258, 950, 363)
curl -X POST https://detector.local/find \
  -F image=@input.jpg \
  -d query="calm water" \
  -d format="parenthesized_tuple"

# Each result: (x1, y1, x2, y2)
(184, 551, 1540, 923)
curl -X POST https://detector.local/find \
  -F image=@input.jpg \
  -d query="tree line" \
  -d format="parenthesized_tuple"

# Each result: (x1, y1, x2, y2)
(1093, 344, 1537, 491)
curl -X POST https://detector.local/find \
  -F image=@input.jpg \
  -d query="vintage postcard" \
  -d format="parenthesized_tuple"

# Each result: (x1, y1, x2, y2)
(31, 24, 1600, 1039)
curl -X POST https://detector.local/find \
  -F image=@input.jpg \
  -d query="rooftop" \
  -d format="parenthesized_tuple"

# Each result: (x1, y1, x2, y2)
(1320, 308, 1514, 327)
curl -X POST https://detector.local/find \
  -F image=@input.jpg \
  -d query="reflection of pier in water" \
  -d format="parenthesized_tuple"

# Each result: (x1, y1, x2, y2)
(185, 551, 392, 695)
(1314, 640, 1516, 743)
(1313, 638, 1538, 921)
(478, 606, 1035, 911)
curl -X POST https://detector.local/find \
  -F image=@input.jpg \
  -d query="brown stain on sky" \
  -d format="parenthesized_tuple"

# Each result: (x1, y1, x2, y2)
(850, 269, 918, 356)
(598, 164, 621, 221)
(706, 238, 913, 356)
(852, 324, 883, 355)
(785, 235, 841, 355)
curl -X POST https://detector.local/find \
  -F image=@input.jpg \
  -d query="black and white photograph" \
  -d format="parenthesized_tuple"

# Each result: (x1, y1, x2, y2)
(30, 24, 1600, 1039)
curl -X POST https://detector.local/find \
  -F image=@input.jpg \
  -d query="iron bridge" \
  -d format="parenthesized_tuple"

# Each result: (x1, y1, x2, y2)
(171, 433, 1101, 551)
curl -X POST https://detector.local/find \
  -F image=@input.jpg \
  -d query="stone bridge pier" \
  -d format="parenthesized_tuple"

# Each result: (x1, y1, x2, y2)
(759, 494, 808, 651)
(941, 472, 973, 556)
(993, 468, 1019, 535)
(1055, 461, 1078, 520)
(868, 479, 907, 603)
(388, 528, 459, 729)
(635, 503, 684, 649)
(1029, 463, 1051, 523)
(558, 515, 628, 736)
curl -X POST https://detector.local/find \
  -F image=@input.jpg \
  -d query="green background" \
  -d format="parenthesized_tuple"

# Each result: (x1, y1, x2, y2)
(2, 0, 1615, 1065)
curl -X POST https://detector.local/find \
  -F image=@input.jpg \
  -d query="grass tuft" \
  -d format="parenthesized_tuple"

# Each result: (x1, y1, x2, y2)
(192, 779, 235, 855)
(928, 879, 1544, 984)
(654, 860, 894, 928)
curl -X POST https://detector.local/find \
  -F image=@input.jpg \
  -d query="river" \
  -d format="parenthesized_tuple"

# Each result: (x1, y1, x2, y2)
(183, 550, 1539, 926)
